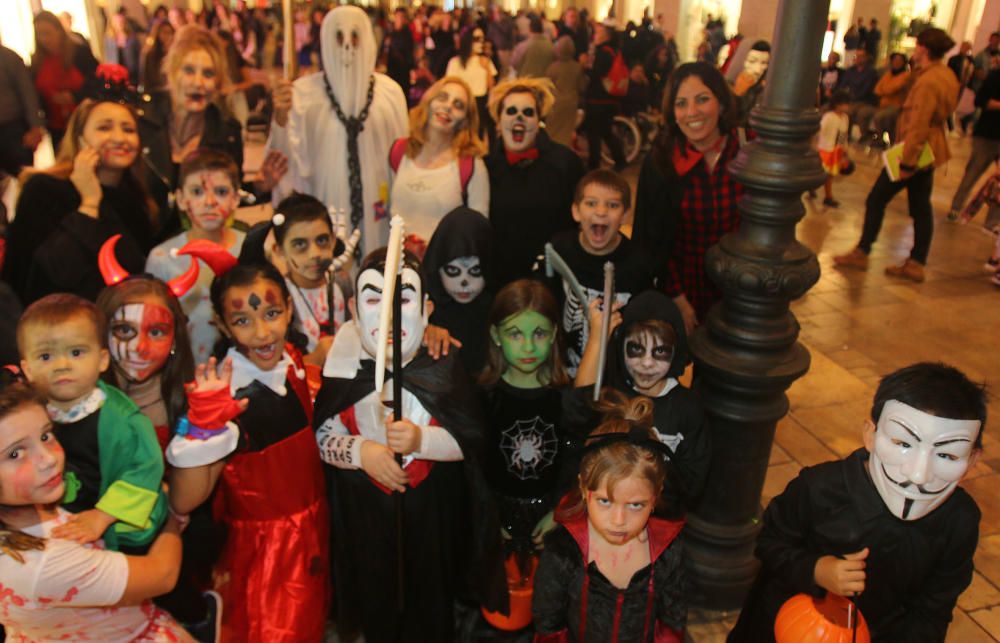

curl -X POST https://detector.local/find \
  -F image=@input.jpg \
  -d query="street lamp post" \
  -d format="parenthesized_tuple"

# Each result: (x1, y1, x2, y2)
(684, 0, 832, 610)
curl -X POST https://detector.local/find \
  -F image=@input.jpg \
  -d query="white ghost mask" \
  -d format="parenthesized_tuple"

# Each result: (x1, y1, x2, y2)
(321, 6, 377, 116)
(439, 256, 484, 304)
(355, 266, 427, 366)
(867, 400, 981, 521)
(500, 92, 540, 153)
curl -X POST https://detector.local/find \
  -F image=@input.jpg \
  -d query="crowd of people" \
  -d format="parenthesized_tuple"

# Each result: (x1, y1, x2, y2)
(0, 3, 993, 642)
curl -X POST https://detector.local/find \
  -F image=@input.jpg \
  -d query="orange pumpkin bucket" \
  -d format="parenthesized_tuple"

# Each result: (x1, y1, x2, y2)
(775, 593, 871, 643)
(481, 553, 538, 631)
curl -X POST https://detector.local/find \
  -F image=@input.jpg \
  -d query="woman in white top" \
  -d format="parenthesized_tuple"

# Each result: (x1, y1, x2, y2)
(0, 380, 191, 642)
(445, 26, 498, 142)
(389, 76, 490, 245)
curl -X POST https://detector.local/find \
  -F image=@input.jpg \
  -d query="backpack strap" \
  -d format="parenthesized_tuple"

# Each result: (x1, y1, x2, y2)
(458, 155, 475, 206)
(389, 137, 409, 173)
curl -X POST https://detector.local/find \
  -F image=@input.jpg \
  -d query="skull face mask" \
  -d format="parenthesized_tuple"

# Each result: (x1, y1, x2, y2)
(439, 256, 484, 304)
(499, 92, 540, 153)
(355, 267, 427, 366)
(867, 400, 981, 521)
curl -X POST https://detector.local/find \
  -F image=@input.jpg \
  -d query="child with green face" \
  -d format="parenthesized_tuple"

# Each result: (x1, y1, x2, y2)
(478, 280, 572, 594)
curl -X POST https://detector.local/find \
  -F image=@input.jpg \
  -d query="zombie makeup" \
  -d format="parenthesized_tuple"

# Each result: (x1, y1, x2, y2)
(0, 405, 65, 507)
(109, 303, 176, 383)
(867, 400, 981, 521)
(624, 332, 672, 396)
(221, 278, 293, 371)
(499, 92, 540, 153)
(493, 310, 555, 387)
(439, 256, 484, 303)
(428, 82, 469, 135)
(355, 267, 426, 365)
(279, 219, 335, 289)
(572, 183, 626, 255)
(177, 170, 239, 233)
(172, 49, 219, 113)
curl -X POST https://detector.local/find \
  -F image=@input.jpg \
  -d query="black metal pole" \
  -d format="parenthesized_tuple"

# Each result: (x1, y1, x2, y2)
(392, 273, 404, 614)
(684, 0, 830, 610)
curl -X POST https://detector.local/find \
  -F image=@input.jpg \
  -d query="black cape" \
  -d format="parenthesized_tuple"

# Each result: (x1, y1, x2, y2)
(313, 350, 507, 640)
(422, 206, 495, 378)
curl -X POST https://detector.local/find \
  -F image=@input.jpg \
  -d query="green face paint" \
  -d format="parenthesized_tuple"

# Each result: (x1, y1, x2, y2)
(494, 310, 555, 388)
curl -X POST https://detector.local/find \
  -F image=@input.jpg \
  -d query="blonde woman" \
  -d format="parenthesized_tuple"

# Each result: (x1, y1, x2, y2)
(388, 76, 490, 245)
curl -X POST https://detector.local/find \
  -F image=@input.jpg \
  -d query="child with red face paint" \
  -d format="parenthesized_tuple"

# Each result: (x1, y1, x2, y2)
(173, 224, 330, 642)
(146, 150, 246, 363)
(0, 376, 194, 642)
(532, 392, 688, 643)
(16, 294, 168, 552)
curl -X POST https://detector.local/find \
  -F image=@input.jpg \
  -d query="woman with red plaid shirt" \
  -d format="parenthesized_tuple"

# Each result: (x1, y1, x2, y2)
(632, 62, 744, 335)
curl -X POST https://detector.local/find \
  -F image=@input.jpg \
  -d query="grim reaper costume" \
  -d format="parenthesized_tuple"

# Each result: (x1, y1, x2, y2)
(268, 6, 409, 256)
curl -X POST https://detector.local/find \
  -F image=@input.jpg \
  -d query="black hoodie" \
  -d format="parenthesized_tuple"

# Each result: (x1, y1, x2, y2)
(422, 207, 495, 377)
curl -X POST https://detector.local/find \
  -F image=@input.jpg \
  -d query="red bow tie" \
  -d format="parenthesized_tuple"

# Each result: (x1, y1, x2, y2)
(506, 147, 540, 165)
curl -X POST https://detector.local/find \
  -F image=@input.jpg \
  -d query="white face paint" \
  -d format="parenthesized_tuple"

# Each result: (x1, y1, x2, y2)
(623, 332, 672, 396)
(743, 50, 770, 83)
(868, 400, 981, 521)
(439, 256, 484, 303)
(499, 92, 540, 153)
(356, 267, 426, 365)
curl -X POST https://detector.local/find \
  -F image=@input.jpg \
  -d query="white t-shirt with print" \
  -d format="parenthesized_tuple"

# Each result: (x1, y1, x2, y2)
(0, 509, 191, 642)
(388, 155, 489, 244)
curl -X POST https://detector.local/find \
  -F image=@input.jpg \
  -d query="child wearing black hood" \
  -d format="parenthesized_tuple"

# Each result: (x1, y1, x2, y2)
(575, 290, 711, 514)
(421, 207, 495, 378)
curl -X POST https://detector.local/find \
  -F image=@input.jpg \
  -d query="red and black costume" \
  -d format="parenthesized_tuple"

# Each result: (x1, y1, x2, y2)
(213, 344, 329, 642)
(532, 509, 687, 643)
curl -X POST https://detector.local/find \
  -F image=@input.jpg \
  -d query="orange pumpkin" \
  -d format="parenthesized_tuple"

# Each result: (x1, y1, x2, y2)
(775, 593, 871, 643)
(481, 553, 538, 631)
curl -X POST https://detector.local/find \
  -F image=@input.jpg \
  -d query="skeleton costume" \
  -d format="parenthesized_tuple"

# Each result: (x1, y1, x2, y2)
(314, 251, 506, 642)
(267, 6, 409, 256)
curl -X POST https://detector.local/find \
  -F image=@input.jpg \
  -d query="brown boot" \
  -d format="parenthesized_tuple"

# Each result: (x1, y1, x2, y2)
(833, 248, 869, 270)
(885, 259, 925, 282)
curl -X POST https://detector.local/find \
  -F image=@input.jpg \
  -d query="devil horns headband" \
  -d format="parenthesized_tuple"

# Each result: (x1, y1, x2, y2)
(99, 235, 200, 297)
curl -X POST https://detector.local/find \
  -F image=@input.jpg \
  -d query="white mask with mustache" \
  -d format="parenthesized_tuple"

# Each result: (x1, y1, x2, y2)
(868, 400, 981, 521)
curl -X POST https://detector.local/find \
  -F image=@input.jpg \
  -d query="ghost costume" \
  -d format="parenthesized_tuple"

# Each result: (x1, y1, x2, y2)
(268, 6, 409, 256)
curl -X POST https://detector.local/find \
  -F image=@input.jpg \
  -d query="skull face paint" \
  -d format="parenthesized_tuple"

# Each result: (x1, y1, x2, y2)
(355, 267, 426, 366)
(109, 303, 176, 382)
(867, 400, 981, 521)
(623, 332, 672, 396)
(500, 92, 540, 153)
(439, 256, 484, 303)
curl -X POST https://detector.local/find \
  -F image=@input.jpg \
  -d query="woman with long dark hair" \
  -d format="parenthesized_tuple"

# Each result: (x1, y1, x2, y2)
(446, 26, 497, 142)
(631, 62, 744, 335)
(139, 20, 175, 92)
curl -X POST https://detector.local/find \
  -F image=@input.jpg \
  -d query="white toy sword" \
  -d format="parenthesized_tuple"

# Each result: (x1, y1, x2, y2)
(375, 215, 404, 394)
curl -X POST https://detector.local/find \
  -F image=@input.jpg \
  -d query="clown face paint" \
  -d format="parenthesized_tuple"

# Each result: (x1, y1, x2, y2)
(439, 256, 484, 303)
(499, 92, 540, 153)
(743, 49, 770, 83)
(109, 303, 176, 382)
(493, 310, 555, 387)
(355, 267, 426, 366)
(220, 278, 293, 371)
(867, 400, 981, 521)
(624, 331, 672, 396)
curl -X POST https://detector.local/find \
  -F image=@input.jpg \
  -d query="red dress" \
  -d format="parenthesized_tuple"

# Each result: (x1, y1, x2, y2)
(213, 348, 329, 642)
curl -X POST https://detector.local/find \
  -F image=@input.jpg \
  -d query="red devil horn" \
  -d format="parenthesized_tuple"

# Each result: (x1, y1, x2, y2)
(176, 239, 238, 276)
(98, 235, 130, 286)
(165, 253, 200, 297)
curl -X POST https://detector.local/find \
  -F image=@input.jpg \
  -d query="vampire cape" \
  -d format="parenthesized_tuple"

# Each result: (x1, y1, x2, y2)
(422, 206, 495, 377)
(314, 349, 508, 637)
